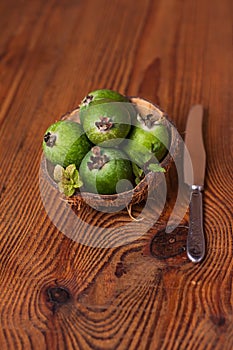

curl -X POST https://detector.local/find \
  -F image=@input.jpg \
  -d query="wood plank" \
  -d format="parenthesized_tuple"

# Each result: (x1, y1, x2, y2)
(0, 0, 232, 349)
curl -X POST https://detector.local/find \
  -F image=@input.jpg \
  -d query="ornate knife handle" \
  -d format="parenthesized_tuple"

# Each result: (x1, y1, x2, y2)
(187, 186, 205, 263)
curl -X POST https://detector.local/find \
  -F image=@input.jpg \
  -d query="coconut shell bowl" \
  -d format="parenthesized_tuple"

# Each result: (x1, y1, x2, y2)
(41, 97, 180, 213)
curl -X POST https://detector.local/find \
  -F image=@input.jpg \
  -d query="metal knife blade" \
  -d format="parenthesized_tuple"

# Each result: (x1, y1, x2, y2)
(184, 105, 206, 187)
(184, 105, 206, 263)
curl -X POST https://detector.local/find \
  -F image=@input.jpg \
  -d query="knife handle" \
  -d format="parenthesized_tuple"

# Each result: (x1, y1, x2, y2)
(187, 186, 205, 263)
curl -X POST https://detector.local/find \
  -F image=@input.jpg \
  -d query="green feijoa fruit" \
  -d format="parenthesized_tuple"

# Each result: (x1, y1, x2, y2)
(79, 89, 136, 124)
(43, 120, 92, 168)
(79, 89, 129, 110)
(123, 115, 169, 168)
(79, 146, 133, 195)
(82, 102, 131, 147)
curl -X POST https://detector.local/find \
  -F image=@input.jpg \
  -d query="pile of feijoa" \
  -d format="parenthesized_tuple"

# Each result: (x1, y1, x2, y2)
(42, 89, 169, 196)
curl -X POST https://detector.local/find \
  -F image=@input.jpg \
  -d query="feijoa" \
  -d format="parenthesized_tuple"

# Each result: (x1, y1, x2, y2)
(43, 120, 92, 167)
(79, 146, 133, 195)
(82, 102, 131, 147)
(123, 114, 169, 167)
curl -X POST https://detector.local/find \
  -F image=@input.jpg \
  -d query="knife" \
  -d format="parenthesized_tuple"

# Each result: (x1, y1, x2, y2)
(184, 105, 206, 263)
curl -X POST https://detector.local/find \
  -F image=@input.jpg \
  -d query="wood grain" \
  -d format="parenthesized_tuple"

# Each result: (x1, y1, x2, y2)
(0, 0, 232, 349)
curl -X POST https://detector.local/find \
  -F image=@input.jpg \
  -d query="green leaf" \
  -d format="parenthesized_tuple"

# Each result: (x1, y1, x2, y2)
(132, 163, 144, 178)
(132, 163, 144, 185)
(63, 184, 76, 197)
(73, 169, 81, 183)
(73, 180, 83, 188)
(56, 163, 83, 197)
(148, 163, 166, 173)
(64, 164, 76, 179)
(151, 142, 161, 153)
(54, 164, 64, 182)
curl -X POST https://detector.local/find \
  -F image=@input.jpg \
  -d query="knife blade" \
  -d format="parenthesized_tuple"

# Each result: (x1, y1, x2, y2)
(184, 105, 206, 263)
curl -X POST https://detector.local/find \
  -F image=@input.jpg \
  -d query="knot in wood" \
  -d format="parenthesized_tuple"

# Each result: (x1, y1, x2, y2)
(150, 226, 187, 259)
(47, 286, 71, 305)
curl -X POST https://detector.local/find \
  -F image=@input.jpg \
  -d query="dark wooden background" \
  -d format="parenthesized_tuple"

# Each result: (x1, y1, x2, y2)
(0, 0, 232, 349)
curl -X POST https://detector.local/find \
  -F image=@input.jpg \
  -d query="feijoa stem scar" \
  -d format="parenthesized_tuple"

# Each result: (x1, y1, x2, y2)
(137, 113, 165, 129)
(87, 146, 110, 170)
(95, 117, 113, 131)
(44, 132, 57, 147)
(81, 94, 94, 107)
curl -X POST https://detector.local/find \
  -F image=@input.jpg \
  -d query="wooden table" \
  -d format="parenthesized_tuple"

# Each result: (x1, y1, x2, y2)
(0, 0, 232, 349)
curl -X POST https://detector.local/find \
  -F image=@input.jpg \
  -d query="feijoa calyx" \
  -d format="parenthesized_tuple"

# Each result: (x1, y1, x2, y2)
(82, 102, 131, 147)
(79, 146, 133, 195)
(123, 113, 169, 168)
(43, 120, 92, 168)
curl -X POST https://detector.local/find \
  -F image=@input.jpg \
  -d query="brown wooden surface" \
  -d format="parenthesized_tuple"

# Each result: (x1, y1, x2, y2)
(0, 0, 232, 349)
